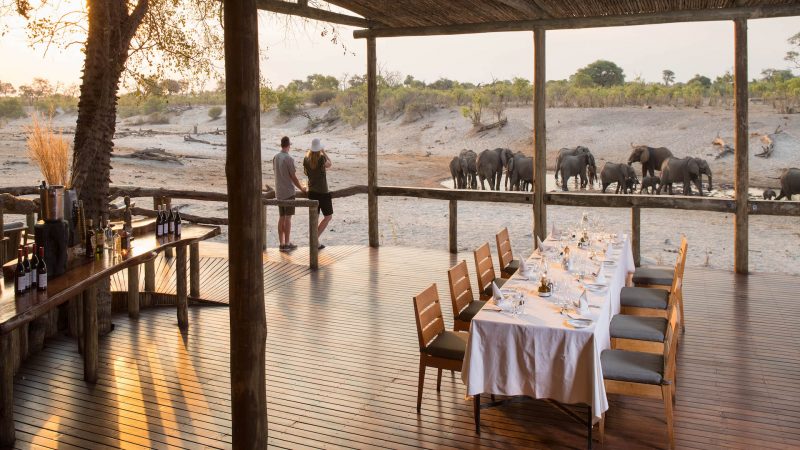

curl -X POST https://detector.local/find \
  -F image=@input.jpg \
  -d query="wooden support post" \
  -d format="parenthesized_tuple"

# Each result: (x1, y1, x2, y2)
(631, 207, 641, 267)
(367, 36, 379, 248)
(176, 244, 188, 329)
(127, 265, 140, 319)
(190, 242, 200, 298)
(734, 18, 749, 274)
(76, 296, 84, 354)
(532, 28, 547, 245)
(309, 206, 319, 270)
(262, 204, 268, 250)
(25, 213, 35, 245)
(0, 332, 14, 447)
(67, 297, 80, 337)
(83, 284, 98, 383)
(0, 206, 5, 267)
(449, 199, 457, 254)
(164, 197, 174, 258)
(224, 0, 268, 446)
(144, 259, 155, 292)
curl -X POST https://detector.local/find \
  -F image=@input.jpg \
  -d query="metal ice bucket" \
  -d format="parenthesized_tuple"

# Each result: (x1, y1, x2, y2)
(39, 185, 65, 221)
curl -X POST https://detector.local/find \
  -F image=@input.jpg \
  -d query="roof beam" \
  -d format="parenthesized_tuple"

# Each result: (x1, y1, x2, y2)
(353, 4, 800, 38)
(257, 0, 372, 28)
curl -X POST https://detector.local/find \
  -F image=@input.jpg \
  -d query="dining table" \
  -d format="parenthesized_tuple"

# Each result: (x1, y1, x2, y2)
(462, 228, 636, 434)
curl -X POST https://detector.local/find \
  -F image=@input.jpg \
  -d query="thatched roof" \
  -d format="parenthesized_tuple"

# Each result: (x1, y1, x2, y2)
(327, 0, 798, 28)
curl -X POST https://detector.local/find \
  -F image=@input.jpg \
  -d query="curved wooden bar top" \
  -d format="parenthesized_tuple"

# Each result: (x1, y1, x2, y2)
(0, 224, 220, 335)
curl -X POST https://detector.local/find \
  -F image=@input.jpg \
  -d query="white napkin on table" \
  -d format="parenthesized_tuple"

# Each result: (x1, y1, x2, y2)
(551, 223, 560, 239)
(492, 282, 513, 311)
(535, 235, 545, 253)
(578, 289, 590, 314)
(519, 258, 528, 274)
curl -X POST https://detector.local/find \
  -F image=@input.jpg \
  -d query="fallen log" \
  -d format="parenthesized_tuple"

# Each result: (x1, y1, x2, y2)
(755, 125, 782, 158)
(184, 135, 212, 145)
(476, 117, 508, 133)
(712, 134, 734, 160)
(114, 148, 182, 164)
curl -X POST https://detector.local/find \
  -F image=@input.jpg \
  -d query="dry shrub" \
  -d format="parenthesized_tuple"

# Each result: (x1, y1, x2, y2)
(26, 114, 72, 187)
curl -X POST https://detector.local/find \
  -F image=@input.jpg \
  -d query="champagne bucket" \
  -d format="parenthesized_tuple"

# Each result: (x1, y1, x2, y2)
(40, 185, 65, 221)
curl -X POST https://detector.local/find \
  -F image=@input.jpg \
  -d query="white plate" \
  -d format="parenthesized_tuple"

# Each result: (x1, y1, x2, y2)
(568, 318, 593, 328)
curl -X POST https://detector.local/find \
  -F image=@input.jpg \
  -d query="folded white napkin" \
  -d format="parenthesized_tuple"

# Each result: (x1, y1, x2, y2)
(578, 289, 589, 314)
(551, 223, 560, 238)
(492, 282, 513, 311)
(519, 258, 528, 274)
(535, 235, 545, 253)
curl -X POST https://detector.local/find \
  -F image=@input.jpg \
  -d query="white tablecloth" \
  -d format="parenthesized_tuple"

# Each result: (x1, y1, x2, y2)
(462, 234, 635, 421)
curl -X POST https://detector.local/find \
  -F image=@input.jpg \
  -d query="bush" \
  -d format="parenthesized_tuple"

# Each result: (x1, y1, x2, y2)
(143, 96, 167, 115)
(277, 90, 302, 117)
(208, 106, 223, 120)
(308, 89, 336, 106)
(0, 98, 26, 119)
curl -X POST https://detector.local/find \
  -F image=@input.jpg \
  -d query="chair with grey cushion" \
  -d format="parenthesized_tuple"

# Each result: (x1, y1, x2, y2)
(621, 244, 685, 328)
(495, 228, 520, 278)
(413, 283, 468, 413)
(612, 277, 681, 354)
(632, 237, 687, 291)
(601, 304, 680, 449)
(447, 260, 486, 331)
(473, 243, 506, 300)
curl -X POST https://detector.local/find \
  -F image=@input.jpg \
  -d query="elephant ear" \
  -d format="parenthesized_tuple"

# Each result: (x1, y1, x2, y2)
(640, 148, 650, 164)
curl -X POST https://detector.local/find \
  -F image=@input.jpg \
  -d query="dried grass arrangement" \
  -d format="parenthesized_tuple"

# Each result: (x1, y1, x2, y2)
(26, 113, 72, 187)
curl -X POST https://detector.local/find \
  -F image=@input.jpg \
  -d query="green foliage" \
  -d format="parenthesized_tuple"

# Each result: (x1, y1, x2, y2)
(208, 106, 223, 120)
(33, 94, 78, 114)
(573, 60, 625, 87)
(662, 70, 675, 86)
(277, 90, 302, 117)
(461, 91, 486, 126)
(117, 94, 168, 118)
(688, 74, 712, 88)
(308, 89, 336, 106)
(0, 97, 26, 119)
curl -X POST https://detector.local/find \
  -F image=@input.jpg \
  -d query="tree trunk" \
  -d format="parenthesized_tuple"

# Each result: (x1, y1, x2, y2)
(72, 0, 148, 335)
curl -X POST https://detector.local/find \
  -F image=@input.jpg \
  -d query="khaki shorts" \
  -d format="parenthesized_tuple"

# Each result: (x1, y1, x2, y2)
(278, 196, 295, 217)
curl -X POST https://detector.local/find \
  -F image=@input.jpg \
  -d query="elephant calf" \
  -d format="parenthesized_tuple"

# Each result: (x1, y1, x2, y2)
(763, 188, 777, 200)
(640, 175, 661, 194)
(600, 162, 638, 194)
(775, 167, 800, 200)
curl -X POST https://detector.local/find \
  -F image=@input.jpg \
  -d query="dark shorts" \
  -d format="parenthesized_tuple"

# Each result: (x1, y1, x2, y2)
(308, 191, 333, 217)
(278, 196, 295, 217)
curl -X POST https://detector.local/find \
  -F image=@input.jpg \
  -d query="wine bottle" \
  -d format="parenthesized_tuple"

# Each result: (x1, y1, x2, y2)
(30, 244, 39, 288)
(37, 246, 47, 291)
(104, 215, 113, 249)
(156, 205, 163, 237)
(22, 246, 31, 290)
(167, 207, 175, 235)
(15, 248, 26, 294)
(95, 217, 105, 257)
(86, 219, 96, 258)
(173, 208, 182, 237)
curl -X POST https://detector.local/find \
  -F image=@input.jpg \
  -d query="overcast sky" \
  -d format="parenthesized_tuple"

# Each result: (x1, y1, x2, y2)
(1, 13, 799, 90)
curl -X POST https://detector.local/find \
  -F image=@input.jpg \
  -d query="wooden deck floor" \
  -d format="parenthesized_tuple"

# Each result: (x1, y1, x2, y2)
(9, 245, 800, 449)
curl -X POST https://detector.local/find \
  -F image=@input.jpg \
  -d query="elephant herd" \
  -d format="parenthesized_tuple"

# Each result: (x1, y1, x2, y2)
(450, 144, 799, 200)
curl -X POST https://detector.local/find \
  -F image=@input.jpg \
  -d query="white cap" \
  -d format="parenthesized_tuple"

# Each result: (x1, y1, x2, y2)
(311, 138, 324, 153)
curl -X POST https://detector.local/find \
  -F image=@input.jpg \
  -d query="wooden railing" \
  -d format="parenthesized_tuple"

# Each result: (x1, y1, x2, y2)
(3, 184, 799, 271)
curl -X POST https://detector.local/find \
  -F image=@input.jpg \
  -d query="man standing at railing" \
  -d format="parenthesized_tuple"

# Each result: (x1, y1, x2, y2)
(274, 136, 307, 252)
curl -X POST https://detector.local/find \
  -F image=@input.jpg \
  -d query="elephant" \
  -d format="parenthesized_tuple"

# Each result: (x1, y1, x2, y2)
(600, 162, 638, 194)
(639, 175, 661, 194)
(459, 149, 478, 189)
(557, 153, 593, 192)
(507, 152, 533, 191)
(657, 157, 712, 196)
(554, 146, 591, 183)
(763, 188, 777, 200)
(775, 168, 800, 200)
(476, 147, 514, 190)
(627, 145, 674, 179)
(449, 156, 465, 189)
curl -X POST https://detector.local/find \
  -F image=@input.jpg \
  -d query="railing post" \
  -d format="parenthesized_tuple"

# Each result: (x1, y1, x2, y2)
(144, 259, 155, 294)
(0, 331, 14, 447)
(449, 199, 457, 254)
(532, 28, 547, 244)
(631, 207, 641, 267)
(164, 197, 174, 258)
(190, 242, 200, 298)
(176, 244, 188, 330)
(309, 203, 319, 270)
(733, 18, 749, 274)
(0, 205, 5, 267)
(367, 36, 379, 247)
(127, 265, 140, 319)
(262, 202, 268, 251)
(83, 284, 98, 383)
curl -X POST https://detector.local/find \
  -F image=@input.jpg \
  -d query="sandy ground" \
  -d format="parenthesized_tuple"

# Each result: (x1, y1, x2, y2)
(0, 104, 798, 274)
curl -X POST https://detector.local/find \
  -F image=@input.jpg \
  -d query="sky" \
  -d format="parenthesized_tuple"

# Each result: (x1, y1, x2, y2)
(1, 11, 799, 90)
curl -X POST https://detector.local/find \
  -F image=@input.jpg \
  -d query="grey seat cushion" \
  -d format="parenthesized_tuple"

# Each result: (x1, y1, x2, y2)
(456, 300, 487, 323)
(602, 349, 664, 385)
(425, 331, 468, 361)
(2, 221, 25, 232)
(482, 277, 507, 297)
(610, 315, 668, 342)
(633, 265, 674, 286)
(620, 287, 669, 310)
(502, 259, 520, 275)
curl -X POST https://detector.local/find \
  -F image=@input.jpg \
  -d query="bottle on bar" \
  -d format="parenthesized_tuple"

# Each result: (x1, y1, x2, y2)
(15, 248, 26, 294)
(173, 208, 182, 237)
(95, 217, 105, 258)
(22, 246, 31, 291)
(37, 246, 47, 291)
(167, 207, 175, 235)
(104, 215, 114, 249)
(70, 201, 79, 246)
(86, 219, 95, 258)
(30, 244, 39, 289)
(156, 205, 163, 237)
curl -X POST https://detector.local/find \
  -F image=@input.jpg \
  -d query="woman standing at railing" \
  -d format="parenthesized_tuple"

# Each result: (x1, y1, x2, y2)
(303, 138, 333, 250)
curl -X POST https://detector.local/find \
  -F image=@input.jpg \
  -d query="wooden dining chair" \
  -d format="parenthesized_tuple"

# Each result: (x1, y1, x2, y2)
(447, 260, 486, 332)
(600, 303, 680, 449)
(620, 244, 685, 326)
(495, 228, 520, 278)
(413, 283, 468, 413)
(633, 237, 688, 292)
(473, 243, 506, 300)
(611, 275, 682, 354)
